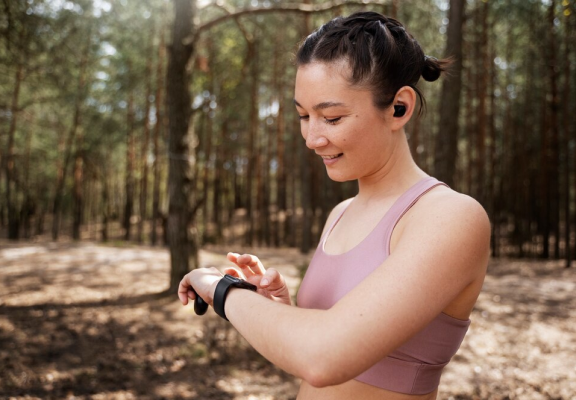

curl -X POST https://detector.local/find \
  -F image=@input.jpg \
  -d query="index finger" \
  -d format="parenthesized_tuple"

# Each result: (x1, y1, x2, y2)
(238, 254, 266, 275)
(227, 252, 241, 262)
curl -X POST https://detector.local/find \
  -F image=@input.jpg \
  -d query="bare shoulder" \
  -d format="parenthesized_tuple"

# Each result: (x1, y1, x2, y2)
(406, 185, 490, 227)
(400, 185, 491, 273)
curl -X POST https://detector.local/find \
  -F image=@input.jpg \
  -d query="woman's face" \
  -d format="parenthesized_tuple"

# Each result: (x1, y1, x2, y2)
(294, 62, 395, 182)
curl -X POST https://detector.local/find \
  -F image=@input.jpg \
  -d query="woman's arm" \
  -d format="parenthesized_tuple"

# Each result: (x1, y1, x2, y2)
(177, 198, 354, 309)
(221, 192, 490, 387)
(181, 192, 490, 387)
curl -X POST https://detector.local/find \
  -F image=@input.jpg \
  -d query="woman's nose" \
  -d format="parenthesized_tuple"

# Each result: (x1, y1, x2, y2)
(304, 122, 329, 149)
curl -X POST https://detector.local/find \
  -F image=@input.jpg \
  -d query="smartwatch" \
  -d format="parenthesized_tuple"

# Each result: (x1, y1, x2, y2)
(213, 274, 257, 321)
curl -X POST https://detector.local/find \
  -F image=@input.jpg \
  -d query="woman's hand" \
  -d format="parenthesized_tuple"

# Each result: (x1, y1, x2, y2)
(177, 267, 223, 306)
(226, 252, 292, 305)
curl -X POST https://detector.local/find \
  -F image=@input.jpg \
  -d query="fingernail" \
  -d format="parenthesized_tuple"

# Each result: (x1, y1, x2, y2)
(261, 279, 269, 286)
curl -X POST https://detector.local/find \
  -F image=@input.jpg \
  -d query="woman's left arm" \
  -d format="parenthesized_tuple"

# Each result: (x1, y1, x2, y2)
(182, 193, 491, 387)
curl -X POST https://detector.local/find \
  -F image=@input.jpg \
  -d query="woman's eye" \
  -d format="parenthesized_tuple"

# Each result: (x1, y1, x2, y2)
(299, 115, 309, 121)
(325, 117, 341, 125)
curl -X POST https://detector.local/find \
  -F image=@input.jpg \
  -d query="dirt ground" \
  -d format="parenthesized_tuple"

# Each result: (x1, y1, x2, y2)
(0, 240, 575, 400)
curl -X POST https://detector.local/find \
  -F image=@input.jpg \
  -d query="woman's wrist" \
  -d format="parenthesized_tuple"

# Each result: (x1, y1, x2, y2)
(224, 287, 257, 321)
(208, 279, 220, 306)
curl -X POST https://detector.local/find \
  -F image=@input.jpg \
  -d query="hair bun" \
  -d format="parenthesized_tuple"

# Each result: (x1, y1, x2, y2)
(422, 55, 441, 82)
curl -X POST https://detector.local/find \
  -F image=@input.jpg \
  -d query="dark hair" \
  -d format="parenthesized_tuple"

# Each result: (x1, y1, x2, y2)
(296, 12, 453, 117)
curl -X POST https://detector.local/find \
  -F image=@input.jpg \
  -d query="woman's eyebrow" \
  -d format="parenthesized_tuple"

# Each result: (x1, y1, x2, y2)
(293, 99, 347, 110)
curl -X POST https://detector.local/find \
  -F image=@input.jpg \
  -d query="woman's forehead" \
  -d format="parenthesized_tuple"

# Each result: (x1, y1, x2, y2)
(295, 62, 369, 107)
(296, 61, 350, 84)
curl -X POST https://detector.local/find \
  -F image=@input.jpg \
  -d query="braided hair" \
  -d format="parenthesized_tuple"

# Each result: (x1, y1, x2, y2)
(296, 12, 453, 116)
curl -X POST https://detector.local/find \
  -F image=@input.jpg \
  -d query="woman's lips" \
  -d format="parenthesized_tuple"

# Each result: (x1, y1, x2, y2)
(322, 153, 343, 165)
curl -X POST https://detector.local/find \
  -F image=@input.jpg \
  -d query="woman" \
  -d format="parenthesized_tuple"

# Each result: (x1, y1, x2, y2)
(178, 11, 490, 400)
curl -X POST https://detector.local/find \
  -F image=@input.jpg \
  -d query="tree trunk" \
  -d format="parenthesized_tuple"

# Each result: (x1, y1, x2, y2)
(486, 18, 497, 257)
(565, 2, 574, 267)
(138, 32, 154, 244)
(464, 39, 474, 196)
(474, 1, 488, 205)
(519, 5, 538, 258)
(540, 91, 550, 259)
(433, 0, 465, 187)
(561, 39, 571, 265)
(52, 38, 90, 241)
(300, 1, 313, 254)
(152, 23, 166, 246)
(124, 66, 136, 242)
(541, 0, 559, 259)
(246, 39, 258, 246)
(167, 0, 197, 292)
(214, 91, 227, 244)
(288, 110, 299, 248)
(21, 121, 34, 239)
(547, 0, 560, 259)
(261, 118, 271, 247)
(213, 123, 224, 243)
(5, 62, 24, 240)
(72, 128, 84, 240)
(102, 163, 110, 242)
(202, 39, 215, 244)
(274, 28, 286, 247)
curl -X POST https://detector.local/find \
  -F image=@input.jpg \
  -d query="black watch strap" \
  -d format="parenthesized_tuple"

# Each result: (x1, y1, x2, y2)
(213, 274, 257, 321)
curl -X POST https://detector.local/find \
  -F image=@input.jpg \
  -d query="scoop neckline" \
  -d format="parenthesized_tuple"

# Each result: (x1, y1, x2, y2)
(321, 176, 434, 257)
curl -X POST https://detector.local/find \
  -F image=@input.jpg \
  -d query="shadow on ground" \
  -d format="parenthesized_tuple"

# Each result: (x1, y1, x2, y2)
(0, 242, 300, 400)
(1, 241, 575, 399)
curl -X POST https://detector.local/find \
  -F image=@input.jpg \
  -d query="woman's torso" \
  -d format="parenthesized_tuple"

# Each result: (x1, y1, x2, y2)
(296, 179, 485, 400)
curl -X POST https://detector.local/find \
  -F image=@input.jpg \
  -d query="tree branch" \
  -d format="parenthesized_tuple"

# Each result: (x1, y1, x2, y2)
(186, 0, 386, 45)
(211, 2, 254, 43)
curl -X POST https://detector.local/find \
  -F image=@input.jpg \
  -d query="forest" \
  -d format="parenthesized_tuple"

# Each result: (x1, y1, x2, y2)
(2, 0, 575, 265)
(1, 0, 576, 399)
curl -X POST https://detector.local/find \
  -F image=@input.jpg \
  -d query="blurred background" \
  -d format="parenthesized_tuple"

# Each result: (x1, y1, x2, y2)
(1, 0, 575, 399)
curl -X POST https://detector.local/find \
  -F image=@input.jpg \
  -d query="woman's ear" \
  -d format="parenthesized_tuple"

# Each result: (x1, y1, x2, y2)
(389, 86, 416, 131)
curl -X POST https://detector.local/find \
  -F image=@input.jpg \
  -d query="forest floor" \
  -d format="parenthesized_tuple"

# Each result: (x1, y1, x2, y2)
(0, 240, 575, 400)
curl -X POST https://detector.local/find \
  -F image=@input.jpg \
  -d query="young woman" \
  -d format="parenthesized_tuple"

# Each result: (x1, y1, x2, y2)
(178, 11, 490, 400)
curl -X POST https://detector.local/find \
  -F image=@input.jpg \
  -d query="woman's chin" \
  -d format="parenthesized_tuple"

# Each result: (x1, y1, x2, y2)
(325, 171, 354, 183)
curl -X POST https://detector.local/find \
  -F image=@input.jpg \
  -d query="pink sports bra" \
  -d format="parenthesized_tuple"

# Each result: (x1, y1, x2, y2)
(296, 176, 471, 395)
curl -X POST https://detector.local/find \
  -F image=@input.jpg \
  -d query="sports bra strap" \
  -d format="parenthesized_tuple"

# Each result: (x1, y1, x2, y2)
(383, 178, 449, 255)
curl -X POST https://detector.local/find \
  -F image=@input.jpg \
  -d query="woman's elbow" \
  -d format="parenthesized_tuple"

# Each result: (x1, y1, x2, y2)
(302, 360, 351, 388)
(296, 313, 360, 387)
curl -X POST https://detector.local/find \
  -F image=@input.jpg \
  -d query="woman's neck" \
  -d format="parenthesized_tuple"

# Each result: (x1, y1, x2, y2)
(355, 132, 427, 206)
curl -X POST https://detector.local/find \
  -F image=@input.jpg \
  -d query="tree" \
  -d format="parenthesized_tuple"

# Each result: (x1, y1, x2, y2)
(166, 0, 199, 292)
(433, 0, 465, 188)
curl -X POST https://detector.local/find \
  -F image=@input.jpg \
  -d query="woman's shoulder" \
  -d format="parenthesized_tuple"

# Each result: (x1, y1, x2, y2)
(422, 184, 490, 224)
(404, 184, 491, 254)
(386, 184, 491, 294)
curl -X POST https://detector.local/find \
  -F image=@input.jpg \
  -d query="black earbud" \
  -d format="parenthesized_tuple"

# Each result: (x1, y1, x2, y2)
(393, 105, 406, 117)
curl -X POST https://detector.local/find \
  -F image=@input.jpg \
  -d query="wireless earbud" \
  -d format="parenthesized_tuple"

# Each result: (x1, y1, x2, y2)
(393, 105, 406, 117)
